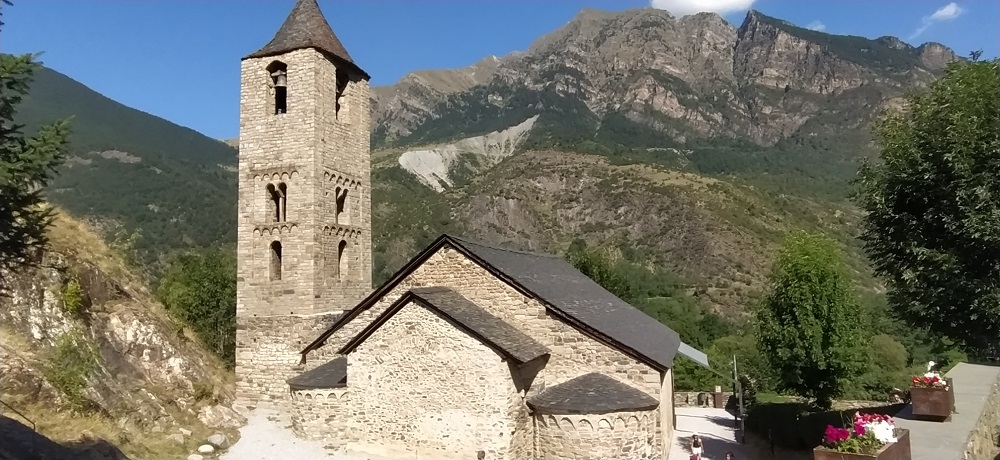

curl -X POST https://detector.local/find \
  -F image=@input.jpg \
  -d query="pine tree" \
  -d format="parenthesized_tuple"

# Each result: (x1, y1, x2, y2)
(0, 0, 72, 288)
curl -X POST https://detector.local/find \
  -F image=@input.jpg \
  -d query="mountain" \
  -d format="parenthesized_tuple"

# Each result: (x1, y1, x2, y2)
(22, 8, 957, 312)
(363, 8, 956, 310)
(16, 63, 239, 271)
(371, 9, 955, 195)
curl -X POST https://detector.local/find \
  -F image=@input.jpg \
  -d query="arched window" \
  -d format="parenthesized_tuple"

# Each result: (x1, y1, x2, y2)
(266, 183, 287, 222)
(337, 240, 348, 280)
(267, 61, 288, 115)
(278, 182, 288, 221)
(269, 241, 283, 281)
(335, 68, 348, 119)
(335, 187, 348, 225)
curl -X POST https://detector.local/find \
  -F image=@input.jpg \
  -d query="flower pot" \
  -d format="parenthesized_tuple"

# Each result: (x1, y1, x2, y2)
(910, 377, 955, 421)
(813, 429, 911, 460)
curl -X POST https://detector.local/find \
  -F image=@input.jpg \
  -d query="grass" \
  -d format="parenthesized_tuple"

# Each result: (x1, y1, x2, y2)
(2, 208, 240, 458)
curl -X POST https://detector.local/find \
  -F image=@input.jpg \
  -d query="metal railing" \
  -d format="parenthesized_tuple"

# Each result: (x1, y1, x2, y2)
(0, 398, 36, 432)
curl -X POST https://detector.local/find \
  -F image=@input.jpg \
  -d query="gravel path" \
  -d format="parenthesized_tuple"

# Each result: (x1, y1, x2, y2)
(220, 408, 347, 460)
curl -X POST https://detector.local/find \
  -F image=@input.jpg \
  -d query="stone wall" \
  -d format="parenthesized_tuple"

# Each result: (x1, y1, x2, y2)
(964, 376, 1000, 460)
(302, 245, 673, 455)
(345, 304, 521, 460)
(234, 313, 340, 405)
(533, 411, 658, 460)
(674, 391, 734, 407)
(289, 388, 358, 443)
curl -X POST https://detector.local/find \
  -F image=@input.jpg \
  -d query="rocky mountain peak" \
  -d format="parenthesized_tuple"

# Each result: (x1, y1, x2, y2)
(918, 42, 958, 70)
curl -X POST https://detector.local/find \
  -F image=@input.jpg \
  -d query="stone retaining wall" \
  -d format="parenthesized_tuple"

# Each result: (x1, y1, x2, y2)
(964, 377, 1000, 460)
(533, 411, 658, 460)
(674, 391, 733, 407)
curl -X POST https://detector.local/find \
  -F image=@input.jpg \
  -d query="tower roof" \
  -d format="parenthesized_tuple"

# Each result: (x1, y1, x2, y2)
(244, 0, 368, 78)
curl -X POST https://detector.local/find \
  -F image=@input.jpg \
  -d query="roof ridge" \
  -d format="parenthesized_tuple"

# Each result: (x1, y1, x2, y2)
(445, 234, 564, 259)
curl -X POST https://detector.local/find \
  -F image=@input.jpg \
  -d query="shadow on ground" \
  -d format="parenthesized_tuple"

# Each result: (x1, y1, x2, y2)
(0, 416, 130, 460)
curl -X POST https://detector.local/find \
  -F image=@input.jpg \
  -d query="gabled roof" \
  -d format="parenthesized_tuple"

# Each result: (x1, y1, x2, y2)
(339, 287, 550, 364)
(301, 234, 682, 371)
(244, 0, 369, 79)
(527, 373, 659, 414)
(287, 356, 346, 391)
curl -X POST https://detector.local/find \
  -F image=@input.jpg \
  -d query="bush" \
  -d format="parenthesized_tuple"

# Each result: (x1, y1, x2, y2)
(60, 278, 85, 316)
(43, 329, 100, 413)
(745, 402, 906, 450)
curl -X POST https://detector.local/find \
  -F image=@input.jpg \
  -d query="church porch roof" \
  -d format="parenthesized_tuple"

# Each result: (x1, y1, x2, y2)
(339, 287, 550, 365)
(287, 355, 346, 391)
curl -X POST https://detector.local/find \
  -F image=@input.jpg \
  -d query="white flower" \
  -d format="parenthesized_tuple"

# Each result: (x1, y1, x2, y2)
(927, 360, 936, 372)
(866, 421, 897, 444)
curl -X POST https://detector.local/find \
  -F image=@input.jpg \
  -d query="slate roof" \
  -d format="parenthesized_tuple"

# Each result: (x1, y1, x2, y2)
(339, 287, 550, 364)
(527, 373, 660, 414)
(287, 355, 346, 390)
(244, 0, 368, 78)
(447, 235, 682, 370)
(301, 234, 684, 371)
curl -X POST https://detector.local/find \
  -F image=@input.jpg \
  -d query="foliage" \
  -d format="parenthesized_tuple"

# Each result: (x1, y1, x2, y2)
(821, 413, 897, 454)
(745, 402, 905, 450)
(156, 247, 236, 367)
(18, 63, 236, 277)
(565, 242, 634, 301)
(755, 231, 869, 409)
(0, 9, 71, 288)
(60, 278, 85, 316)
(854, 56, 1000, 360)
(42, 328, 100, 413)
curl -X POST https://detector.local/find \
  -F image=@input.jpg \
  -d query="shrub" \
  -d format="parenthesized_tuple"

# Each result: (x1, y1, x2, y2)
(60, 278, 85, 316)
(43, 329, 100, 413)
(745, 402, 906, 450)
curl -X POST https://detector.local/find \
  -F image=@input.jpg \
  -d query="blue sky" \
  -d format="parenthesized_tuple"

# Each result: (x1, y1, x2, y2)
(4, 0, 997, 140)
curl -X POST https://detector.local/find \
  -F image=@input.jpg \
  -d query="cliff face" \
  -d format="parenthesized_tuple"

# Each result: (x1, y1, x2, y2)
(0, 211, 243, 459)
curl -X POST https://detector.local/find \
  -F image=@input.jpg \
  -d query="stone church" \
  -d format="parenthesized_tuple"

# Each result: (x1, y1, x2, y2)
(234, 1, 698, 459)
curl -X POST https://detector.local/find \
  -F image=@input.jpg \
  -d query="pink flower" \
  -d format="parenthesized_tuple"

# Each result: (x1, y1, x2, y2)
(824, 425, 851, 444)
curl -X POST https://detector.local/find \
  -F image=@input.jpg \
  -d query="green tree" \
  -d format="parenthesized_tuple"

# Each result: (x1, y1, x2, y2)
(0, 0, 71, 288)
(565, 242, 633, 301)
(854, 55, 1000, 359)
(754, 231, 868, 409)
(156, 247, 236, 367)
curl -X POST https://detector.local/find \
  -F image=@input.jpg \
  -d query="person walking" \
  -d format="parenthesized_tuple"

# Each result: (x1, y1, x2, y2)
(691, 433, 704, 459)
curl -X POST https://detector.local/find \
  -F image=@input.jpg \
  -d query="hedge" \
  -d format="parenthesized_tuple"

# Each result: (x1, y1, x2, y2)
(744, 402, 906, 450)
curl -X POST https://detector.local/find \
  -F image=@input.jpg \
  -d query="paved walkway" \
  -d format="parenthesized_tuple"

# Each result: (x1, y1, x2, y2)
(893, 362, 1000, 460)
(670, 407, 753, 460)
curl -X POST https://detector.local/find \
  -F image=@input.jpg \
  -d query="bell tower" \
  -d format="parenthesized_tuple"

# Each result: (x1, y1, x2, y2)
(235, 0, 372, 404)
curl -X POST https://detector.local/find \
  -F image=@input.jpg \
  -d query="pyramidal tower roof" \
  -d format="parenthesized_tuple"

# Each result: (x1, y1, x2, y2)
(245, 0, 367, 76)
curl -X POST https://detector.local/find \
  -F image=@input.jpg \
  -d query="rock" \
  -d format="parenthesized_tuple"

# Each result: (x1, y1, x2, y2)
(198, 404, 245, 429)
(187, 455, 204, 460)
(197, 444, 215, 454)
(167, 433, 185, 445)
(179, 427, 192, 437)
(207, 433, 228, 448)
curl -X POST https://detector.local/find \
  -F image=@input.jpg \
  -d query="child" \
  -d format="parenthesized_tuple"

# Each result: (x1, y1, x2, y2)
(691, 433, 703, 459)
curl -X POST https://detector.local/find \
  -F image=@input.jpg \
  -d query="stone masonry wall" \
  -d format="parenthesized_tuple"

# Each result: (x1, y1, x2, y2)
(346, 304, 520, 460)
(303, 245, 672, 455)
(965, 376, 1000, 460)
(234, 313, 340, 405)
(289, 388, 358, 444)
(533, 411, 658, 460)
